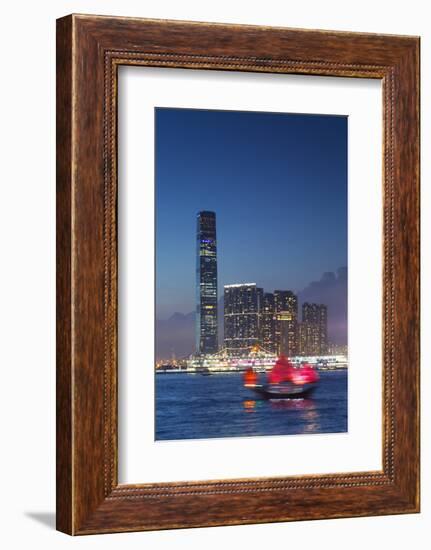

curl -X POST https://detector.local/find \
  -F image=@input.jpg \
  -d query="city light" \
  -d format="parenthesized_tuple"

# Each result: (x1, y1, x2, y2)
(157, 210, 346, 374)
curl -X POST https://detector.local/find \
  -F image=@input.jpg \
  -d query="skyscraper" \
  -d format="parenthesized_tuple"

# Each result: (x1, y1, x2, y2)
(300, 303, 328, 355)
(298, 322, 315, 356)
(318, 305, 328, 354)
(277, 311, 297, 356)
(224, 283, 263, 355)
(260, 292, 276, 352)
(196, 211, 218, 355)
(274, 290, 298, 355)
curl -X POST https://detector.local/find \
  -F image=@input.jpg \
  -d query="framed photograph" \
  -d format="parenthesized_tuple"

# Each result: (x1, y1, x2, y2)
(56, 14, 420, 534)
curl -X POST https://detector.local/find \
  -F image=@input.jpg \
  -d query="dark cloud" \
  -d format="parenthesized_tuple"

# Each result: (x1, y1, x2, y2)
(298, 267, 347, 345)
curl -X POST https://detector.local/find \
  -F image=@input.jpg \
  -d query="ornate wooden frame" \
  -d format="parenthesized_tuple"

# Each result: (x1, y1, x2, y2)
(56, 14, 420, 534)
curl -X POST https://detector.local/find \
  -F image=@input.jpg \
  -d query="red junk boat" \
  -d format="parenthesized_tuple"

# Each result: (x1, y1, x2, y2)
(243, 355, 319, 399)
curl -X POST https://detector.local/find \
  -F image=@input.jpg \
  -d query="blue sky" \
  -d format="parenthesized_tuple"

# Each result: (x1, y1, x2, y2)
(155, 107, 347, 320)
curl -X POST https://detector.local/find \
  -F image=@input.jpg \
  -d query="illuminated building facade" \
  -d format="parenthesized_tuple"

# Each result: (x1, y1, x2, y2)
(274, 290, 298, 355)
(196, 211, 218, 354)
(299, 322, 315, 355)
(224, 283, 263, 355)
(277, 311, 297, 356)
(299, 303, 328, 355)
(260, 292, 276, 353)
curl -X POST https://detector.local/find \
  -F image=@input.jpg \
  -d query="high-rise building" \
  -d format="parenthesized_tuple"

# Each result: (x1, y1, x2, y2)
(277, 311, 297, 356)
(298, 322, 315, 356)
(318, 305, 328, 354)
(196, 211, 218, 355)
(224, 283, 263, 355)
(260, 292, 276, 353)
(274, 290, 298, 355)
(299, 303, 328, 355)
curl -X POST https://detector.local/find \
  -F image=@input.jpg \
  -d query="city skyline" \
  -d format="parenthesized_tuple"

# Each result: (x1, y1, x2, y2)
(194, 212, 327, 359)
(156, 260, 345, 360)
(155, 107, 347, 359)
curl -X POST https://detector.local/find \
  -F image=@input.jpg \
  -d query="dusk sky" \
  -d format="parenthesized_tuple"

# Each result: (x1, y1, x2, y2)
(155, 107, 347, 321)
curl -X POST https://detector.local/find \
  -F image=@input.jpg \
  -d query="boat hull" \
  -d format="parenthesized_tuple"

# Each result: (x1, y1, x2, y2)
(248, 382, 317, 399)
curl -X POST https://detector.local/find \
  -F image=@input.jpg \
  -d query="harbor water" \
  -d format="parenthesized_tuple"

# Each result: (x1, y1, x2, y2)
(155, 370, 348, 441)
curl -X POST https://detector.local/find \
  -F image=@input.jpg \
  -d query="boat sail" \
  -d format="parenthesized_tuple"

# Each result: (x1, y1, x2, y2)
(244, 355, 319, 399)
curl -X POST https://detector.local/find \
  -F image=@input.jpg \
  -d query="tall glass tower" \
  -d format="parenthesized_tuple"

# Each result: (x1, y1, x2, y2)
(196, 211, 218, 355)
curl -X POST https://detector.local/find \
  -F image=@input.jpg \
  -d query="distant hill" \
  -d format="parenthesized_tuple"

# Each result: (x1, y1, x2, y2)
(156, 311, 195, 360)
(155, 299, 224, 361)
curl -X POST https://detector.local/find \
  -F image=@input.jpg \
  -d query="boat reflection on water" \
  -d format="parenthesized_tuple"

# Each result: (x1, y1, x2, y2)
(267, 398, 314, 411)
(242, 398, 322, 433)
(242, 357, 322, 433)
(243, 397, 314, 412)
(243, 399, 264, 413)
